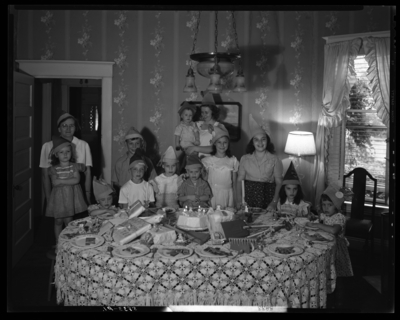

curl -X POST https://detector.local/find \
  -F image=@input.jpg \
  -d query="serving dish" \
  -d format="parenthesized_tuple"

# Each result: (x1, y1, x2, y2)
(112, 244, 150, 258)
(156, 246, 193, 260)
(70, 234, 105, 249)
(264, 243, 304, 258)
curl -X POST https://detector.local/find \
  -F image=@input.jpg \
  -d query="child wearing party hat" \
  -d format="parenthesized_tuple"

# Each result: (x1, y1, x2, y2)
(118, 148, 155, 209)
(276, 161, 310, 218)
(305, 185, 354, 277)
(46, 135, 87, 248)
(88, 177, 119, 217)
(174, 102, 200, 152)
(177, 154, 212, 208)
(201, 125, 239, 210)
(236, 114, 283, 211)
(149, 146, 184, 209)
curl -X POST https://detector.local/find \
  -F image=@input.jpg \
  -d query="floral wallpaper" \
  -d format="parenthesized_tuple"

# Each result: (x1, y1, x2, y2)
(325, 11, 339, 35)
(149, 12, 165, 148)
(112, 11, 130, 155)
(40, 10, 55, 60)
(77, 11, 92, 60)
(289, 12, 305, 130)
(185, 11, 200, 102)
(220, 11, 236, 93)
(255, 11, 272, 134)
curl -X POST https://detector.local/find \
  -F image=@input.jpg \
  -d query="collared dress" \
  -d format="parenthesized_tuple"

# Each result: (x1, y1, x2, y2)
(277, 199, 310, 218)
(321, 212, 354, 277)
(202, 155, 239, 209)
(112, 151, 157, 188)
(153, 173, 183, 209)
(46, 163, 88, 218)
(177, 178, 212, 208)
(238, 152, 283, 209)
(174, 121, 199, 150)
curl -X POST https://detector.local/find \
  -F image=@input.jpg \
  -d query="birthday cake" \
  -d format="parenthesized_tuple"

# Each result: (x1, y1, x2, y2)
(176, 208, 209, 230)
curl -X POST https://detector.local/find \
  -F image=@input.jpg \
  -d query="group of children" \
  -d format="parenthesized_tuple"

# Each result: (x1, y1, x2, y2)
(45, 97, 353, 277)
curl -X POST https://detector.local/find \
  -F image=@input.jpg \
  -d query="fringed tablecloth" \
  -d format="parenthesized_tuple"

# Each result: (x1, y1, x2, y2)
(55, 215, 336, 308)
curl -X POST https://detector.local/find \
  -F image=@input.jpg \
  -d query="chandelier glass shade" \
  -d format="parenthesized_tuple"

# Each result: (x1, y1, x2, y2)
(190, 52, 241, 79)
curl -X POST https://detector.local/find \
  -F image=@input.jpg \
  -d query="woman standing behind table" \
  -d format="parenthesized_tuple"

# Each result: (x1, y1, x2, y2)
(39, 112, 93, 221)
(236, 114, 283, 212)
(185, 92, 227, 159)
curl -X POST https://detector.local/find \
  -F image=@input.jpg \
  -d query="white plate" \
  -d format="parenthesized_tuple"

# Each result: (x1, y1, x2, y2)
(112, 244, 150, 258)
(70, 234, 105, 249)
(163, 207, 177, 214)
(59, 230, 81, 241)
(301, 231, 334, 243)
(294, 217, 310, 228)
(97, 212, 117, 220)
(157, 246, 193, 260)
(195, 246, 237, 259)
(264, 243, 304, 258)
(69, 218, 89, 227)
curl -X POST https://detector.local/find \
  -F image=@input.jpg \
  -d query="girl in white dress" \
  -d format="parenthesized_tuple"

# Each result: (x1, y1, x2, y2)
(202, 126, 239, 210)
(150, 146, 183, 209)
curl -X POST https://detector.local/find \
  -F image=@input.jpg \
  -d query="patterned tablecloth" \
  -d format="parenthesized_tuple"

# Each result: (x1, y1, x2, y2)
(55, 213, 336, 308)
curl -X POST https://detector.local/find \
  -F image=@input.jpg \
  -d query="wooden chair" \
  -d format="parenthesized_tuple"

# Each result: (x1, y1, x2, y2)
(342, 167, 377, 274)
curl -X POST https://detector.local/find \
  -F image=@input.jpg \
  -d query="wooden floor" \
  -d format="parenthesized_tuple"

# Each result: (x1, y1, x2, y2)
(8, 216, 394, 312)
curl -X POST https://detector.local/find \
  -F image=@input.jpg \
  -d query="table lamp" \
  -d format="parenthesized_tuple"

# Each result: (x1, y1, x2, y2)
(284, 131, 316, 181)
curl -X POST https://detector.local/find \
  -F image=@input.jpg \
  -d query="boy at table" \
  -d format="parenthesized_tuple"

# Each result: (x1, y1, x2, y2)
(88, 177, 119, 217)
(118, 148, 155, 209)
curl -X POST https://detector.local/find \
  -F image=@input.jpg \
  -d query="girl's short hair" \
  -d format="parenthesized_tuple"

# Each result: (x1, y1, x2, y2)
(50, 145, 76, 166)
(279, 184, 304, 205)
(210, 144, 233, 158)
(320, 193, 339, 212)
(245, 134, 276, 154)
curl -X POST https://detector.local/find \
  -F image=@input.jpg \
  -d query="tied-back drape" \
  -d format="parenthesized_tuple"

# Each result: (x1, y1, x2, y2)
(363, 36, 390, 127)
(312, 38, 361, 206)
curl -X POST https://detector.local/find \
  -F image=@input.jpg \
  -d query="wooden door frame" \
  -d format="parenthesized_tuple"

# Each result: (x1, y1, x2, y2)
(16, 60, 114, 183)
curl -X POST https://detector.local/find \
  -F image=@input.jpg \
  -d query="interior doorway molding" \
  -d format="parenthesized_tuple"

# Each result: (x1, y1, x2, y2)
(16, 59, 115, 182)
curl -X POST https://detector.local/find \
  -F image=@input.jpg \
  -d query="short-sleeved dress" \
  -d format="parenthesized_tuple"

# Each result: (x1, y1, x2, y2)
(202, 155, 239, 209)
(46, 163, 88, 219)
(321, 212, 354, 277)
(238, 152, 283, 209)
(153, 174, 182, 209)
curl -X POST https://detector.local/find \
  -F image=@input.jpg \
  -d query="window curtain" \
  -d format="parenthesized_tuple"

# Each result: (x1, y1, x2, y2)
(363, 36, 390, 127)
(311, 38, 362, 206)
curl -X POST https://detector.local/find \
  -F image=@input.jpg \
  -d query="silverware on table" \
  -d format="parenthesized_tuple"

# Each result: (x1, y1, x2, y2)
(107, 246, 114, 258)
(151, 247, 158, 258)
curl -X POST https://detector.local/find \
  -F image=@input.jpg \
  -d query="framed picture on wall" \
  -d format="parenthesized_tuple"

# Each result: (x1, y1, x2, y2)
(182, 101, 242, 142)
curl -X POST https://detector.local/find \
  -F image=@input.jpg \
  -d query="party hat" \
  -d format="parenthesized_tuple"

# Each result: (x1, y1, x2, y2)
(282, 161, 300, 185)
(49, 135, 71, 158)
(322, 185, 345, 210)
(210, 125, 230, 145)
(158, 146, 179, 165)
(129, 148, 146, 169)
(125, 126, 143, 141)
(93, 177, 115, 200)
(185, 154, 203, 170)
(201, 92, 216, 106)
(178, 102, 197, 117)
(249, 114, 268, 138)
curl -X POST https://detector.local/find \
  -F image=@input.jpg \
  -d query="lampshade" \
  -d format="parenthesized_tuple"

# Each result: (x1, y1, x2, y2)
(183, 67, 197, 92)
(284, 131, 316, 156)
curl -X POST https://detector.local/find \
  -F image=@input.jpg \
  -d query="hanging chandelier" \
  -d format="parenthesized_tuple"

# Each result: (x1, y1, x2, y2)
(183, 11, 246, 94)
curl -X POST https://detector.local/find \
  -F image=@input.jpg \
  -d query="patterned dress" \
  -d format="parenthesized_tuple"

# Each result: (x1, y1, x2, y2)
(174, 121, 199, 149)
(238, 152, 283, 209)
(202, 155, 239, 209)
(321, 212, 354, 277)
(46, 163, 88, 219)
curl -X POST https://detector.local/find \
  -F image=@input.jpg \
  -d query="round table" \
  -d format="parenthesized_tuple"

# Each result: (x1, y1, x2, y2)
(55, 213, 336, 307)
